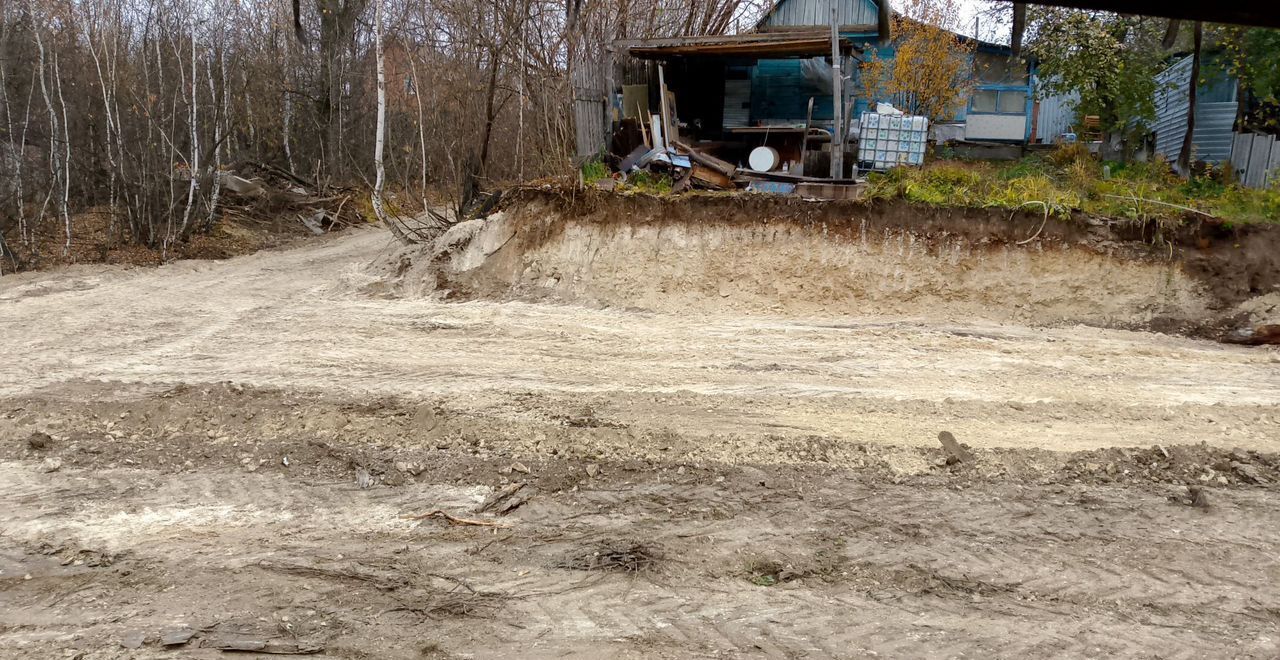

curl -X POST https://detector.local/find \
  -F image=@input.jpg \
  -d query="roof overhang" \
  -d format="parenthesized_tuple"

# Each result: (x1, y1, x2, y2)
(615, 32, 856, 60)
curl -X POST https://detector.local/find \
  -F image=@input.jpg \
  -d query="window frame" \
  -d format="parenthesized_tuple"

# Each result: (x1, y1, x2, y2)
(968, 88, 1027, 116)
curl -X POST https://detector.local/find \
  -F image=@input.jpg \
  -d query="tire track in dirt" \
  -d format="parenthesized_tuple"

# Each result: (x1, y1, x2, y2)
(3, 230, 1279, 453)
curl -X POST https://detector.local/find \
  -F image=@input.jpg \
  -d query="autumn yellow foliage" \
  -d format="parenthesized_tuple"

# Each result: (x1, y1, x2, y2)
(860, 0, 975, 122)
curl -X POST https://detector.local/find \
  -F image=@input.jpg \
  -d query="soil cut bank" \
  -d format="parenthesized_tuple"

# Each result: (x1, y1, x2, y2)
(384, 189, 1280, 339)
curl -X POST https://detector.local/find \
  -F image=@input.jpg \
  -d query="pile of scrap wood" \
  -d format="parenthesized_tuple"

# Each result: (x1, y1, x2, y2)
(613, 140, 735, 192)
(209, 161, 366, 234)
(610, 140, 864, 200)
(604, 126, 865, 198)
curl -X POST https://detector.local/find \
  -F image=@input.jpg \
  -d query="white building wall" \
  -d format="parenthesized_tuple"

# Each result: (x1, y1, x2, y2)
(965, 114, 1026, 142)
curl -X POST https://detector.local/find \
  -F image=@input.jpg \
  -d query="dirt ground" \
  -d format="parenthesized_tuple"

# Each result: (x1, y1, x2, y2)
(2, 227, 1280, 659)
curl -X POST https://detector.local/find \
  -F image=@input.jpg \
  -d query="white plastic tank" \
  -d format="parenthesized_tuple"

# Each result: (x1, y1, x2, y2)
(748, 146, 780, 172)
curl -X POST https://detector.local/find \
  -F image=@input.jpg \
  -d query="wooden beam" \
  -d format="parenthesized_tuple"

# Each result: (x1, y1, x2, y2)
(1018, 1, 1280, 29)
(627, 38, 853, 59)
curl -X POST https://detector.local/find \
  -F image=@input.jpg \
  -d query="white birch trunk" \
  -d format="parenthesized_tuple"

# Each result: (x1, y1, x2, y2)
(53, 53, 71, 255)
(89, 33, 120, 235)
(178, 28, 199, 241)
(205, 51, 222, 229)
(372, 0, 409, 244)
(408, 56, 428, 211)
(33, 30, 57, 242)
(283, 90, 296, 175)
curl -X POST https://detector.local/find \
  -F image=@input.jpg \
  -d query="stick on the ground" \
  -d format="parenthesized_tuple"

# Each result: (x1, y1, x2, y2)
(404, 509, 512, 528)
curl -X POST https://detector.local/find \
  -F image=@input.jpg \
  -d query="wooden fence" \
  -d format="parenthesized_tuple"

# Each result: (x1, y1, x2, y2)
(572, 47, 611, 162)
(1230, 132, 1280, 189)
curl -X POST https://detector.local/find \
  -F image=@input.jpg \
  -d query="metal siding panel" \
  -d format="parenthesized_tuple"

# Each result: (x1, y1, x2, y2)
(1247, 134, 1272, 188)
(1231, 132, 1252, 178)
(1153, 58, 1238, 164)
(765, 0, 877, 27)
(1035, 91, 1078, 142)
(1270, 141, 1280, 188)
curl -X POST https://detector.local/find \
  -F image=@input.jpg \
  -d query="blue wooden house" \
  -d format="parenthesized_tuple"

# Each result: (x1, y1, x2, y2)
(614, 0, 1040, 163)
(751, 0, 1037, 142)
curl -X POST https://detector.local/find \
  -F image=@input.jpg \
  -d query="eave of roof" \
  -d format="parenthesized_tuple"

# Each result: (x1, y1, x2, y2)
(615, 32, 857, 60)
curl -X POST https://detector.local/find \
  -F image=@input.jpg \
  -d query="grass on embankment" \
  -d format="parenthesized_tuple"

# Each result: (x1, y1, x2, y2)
(865, 144, 1279, 226)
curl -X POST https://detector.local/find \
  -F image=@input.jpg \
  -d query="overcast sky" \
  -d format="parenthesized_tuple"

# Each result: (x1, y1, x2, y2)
(955, 0, 1013, 44)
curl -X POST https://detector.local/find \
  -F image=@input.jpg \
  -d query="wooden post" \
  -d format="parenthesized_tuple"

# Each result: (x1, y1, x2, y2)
(829, 0, 844, 179)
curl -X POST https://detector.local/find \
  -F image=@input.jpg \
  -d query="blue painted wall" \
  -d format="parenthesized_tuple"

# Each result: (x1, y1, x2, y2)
(742, 37, 1035, 142)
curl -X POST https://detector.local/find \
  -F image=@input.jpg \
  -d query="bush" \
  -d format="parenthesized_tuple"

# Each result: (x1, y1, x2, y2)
(1045, 142, 1092, 169)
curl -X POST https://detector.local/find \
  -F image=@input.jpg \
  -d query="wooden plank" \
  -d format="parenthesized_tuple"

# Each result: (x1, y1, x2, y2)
(736, 169, 860, 184)
(690, 164, 734, 189)
(616, 32, 835, 49)
(657, 65, 672, 150)
(622, 85, 649, 121)
(628, 38, 852, 59)
(674, 140, 737, 178)
(795, 182, 866, 200)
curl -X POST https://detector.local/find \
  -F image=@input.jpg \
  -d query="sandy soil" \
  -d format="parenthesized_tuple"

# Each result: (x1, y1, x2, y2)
(2, 228, 1279, 658)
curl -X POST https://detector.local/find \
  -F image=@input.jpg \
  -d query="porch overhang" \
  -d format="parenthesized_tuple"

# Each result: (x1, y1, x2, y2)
(616, 32, 857, 60)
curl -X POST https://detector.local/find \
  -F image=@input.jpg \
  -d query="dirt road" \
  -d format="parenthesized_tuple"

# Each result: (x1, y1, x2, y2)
(2, 229, 1279, 658)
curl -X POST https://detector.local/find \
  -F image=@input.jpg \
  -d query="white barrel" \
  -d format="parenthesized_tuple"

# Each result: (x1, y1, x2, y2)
(748, 146, 780, 172)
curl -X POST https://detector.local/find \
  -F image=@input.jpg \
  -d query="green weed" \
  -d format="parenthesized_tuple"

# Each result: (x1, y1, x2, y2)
(870, 144, 1278, 225)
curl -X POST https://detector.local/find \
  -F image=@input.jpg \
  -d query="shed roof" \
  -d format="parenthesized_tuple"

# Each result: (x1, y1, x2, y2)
(616, 32, 856, 60)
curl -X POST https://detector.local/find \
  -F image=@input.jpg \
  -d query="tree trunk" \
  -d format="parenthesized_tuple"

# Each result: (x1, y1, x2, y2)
(1176, 21, 1202, 176)
(371, 0, 409, 244)
(313, 0, 368, 184)
(318, 5, 343, 183)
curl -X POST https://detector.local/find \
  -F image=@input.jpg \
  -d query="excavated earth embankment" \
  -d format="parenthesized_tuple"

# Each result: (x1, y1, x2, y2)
(378, 189, 1280, 339)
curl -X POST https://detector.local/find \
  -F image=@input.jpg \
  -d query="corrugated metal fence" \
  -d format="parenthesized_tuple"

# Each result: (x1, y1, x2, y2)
(1153, 56, 1236, 164)
(1230, 133, 1280, 189)
(1034, 90, 1077, 143)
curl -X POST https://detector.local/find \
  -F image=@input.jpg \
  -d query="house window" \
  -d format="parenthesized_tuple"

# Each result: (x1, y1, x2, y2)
(970, 89, 1025, 115)
(972, 90, 998, 113)
(998, 90, 1026, 114)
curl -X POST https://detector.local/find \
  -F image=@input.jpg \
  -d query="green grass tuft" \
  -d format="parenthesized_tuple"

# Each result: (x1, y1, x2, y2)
(867, 146, 1280, 225)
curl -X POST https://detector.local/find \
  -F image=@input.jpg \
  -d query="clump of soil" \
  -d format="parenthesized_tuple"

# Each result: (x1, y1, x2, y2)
(559, 540, 663, 573)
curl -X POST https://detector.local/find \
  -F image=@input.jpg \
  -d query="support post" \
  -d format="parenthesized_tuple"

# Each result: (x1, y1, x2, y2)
(830, 0, 844, 178)
(657, 63, 672, 150)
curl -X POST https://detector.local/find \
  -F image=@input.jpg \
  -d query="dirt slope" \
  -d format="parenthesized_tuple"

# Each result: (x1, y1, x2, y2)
(393, 191, 1280, 337)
